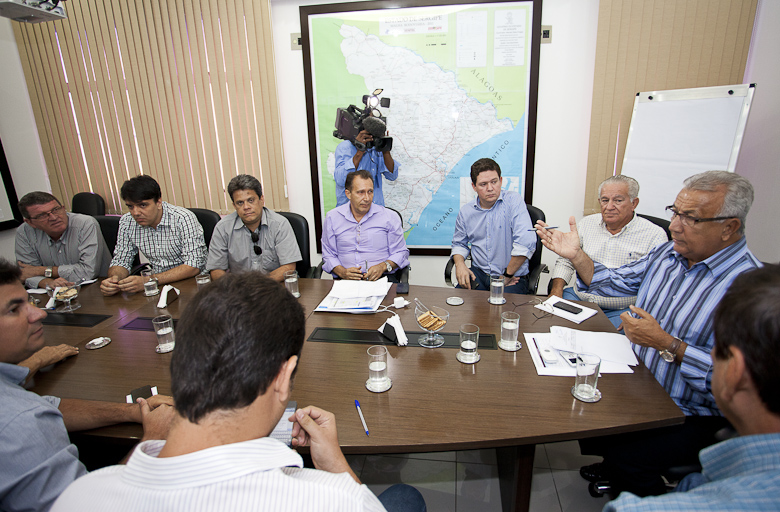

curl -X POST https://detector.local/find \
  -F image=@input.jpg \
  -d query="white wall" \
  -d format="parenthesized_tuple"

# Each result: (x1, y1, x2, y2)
(737, 0, 780, 264)
(272, 0, 600, 289)
(0, 18, 49, 262)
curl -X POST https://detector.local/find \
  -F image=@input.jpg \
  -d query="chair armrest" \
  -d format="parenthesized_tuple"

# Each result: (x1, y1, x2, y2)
(527, 263, 549, 296)
(395, 265, 409, 284)
(444, 256, 456, 287)
(312, 260, 324, 279)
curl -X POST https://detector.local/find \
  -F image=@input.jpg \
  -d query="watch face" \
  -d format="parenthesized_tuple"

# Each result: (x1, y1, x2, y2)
(660, 350, 675, 363)
(386, 262, 392, 272)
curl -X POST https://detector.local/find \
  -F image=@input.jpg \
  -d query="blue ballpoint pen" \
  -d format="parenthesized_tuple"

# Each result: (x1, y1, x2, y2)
(355, 400, 369, 436)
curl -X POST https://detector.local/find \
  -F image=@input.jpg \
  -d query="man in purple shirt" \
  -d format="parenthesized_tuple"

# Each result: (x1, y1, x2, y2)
(322, 170, 409, 282)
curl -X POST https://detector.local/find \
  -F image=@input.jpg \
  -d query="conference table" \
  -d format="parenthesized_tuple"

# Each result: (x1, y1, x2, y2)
(33, 278, 684, 512)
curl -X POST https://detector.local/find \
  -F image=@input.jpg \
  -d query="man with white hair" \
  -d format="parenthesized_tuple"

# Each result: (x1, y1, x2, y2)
(537, 170, 761, 497)
(549, 175, 668, 328)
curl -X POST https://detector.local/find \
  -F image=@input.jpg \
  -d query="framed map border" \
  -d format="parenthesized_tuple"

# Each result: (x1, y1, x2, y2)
(0, 138, 22, 232)
(301, 0, 542, 255)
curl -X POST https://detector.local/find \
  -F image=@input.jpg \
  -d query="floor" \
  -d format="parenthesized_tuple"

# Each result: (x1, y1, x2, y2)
(346, 440, 613, 512)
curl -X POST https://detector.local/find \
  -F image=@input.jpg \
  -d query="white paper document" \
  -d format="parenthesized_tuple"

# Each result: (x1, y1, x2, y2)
(525, 328, 638, 377)
(535, 296, 597, 324)
(315, 279, 393, 314)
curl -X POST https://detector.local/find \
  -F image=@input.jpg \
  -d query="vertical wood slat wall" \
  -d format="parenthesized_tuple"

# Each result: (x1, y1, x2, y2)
(13, 0, 287, 215)
(584, 0, 757, 214)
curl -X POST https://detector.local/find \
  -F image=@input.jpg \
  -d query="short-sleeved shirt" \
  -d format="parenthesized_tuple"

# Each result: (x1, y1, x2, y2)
(15, 212, 112, 288)
(450, 190, 536, 277)
(206, 209, 301, 274)
(0, 362, 86, 512)
(550, 213, 668, 309)
(110, 202, 207, 273)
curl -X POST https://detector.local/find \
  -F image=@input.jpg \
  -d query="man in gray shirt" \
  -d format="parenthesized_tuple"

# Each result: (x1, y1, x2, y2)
(15, 192, 111, 289)
(207, 175, 301, 282)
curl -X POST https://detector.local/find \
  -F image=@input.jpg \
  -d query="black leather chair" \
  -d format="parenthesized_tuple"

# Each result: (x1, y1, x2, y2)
(444, 203, 548, 294)
(72, 192, 106, 216)
(187, 208, 221, 249)
(637, 213, 671, 241)
(311, 207, 410, 283)
(277, 211, 315, 278)
(94, 215, 142, 272)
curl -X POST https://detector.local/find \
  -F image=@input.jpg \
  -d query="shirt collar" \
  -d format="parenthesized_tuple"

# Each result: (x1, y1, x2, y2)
(471, 190, 505, 211)
(45, 213, 72, 245)
(700, 433, 780, 482)
(338, 202, 379, 224)
(670, 236, 749, 276)
(230, 208, 268, 232)
(599, 213, 636, 236)
(0, 361, 30, 386)
(122, 437, 303, 488)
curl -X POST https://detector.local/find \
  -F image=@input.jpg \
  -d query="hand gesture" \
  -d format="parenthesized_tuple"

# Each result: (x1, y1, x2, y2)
(364, 263, 386, 281)
(619, 305, 670, 351)
(338, 266, 364, 280)
(100, 275, 121, 296)
(536, 216, 581, 260)
(138, 397, 176, 441)
(289, 406, 352, 475)
(117, 275, 146, 294)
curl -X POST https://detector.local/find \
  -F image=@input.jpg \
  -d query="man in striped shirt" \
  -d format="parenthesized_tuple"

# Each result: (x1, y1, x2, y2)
(55, 272, 425, 512)
(536, 171, 761, 497)
(549, 175, 668, 328)
(100, 175, 207, 296)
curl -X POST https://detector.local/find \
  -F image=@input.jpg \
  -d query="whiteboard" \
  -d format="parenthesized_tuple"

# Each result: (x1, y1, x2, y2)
(621, 84, 755, 219)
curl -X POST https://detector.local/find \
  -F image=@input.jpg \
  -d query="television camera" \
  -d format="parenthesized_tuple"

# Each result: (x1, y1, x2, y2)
(333, 89, 393, 152)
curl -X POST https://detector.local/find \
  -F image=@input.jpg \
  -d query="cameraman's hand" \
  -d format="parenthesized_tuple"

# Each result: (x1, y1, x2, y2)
(356, 130, 373, 146)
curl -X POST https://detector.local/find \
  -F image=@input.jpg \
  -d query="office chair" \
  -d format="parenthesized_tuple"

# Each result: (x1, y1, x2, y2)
(277, 211, 315, 278)
(187, 208, 221, 249)
(637, 213, 671, 241)
(444, 203, 548, 294)
(71, 192, 106, 216)
(94, 215, 144, 274)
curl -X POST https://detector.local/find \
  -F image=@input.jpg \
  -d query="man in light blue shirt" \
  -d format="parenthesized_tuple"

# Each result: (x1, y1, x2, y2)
(538, 171, 761, 497)
(604, 264, 780, 511)
(451, 158, 536, 294)
(334, 129, 399, 207)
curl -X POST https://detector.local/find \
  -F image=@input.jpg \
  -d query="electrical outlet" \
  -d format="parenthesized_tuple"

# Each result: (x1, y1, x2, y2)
(541, 25, 552, 44)
(291, 32, 302, 51)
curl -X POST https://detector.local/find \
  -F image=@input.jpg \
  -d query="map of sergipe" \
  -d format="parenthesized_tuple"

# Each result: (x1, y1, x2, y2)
(310, 3, 533, 248)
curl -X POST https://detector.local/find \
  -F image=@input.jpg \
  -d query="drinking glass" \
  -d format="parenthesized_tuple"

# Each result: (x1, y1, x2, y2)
(195, 274, 211, 290)
(456, 323, 480, 364)
(152, 314, 175, 354)
(142, 270, 159, 296)
(366, 345, 392, 392)
(489, 275, 505, 304)
(499, 311, 521, 351)
(284, 270, 300, 298)
(571, 353, 602, 403)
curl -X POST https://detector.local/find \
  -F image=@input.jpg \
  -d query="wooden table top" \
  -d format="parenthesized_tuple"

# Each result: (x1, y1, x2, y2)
(33, 278, 684, 450)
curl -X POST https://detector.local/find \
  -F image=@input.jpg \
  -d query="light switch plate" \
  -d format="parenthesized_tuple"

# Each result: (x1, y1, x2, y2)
(291, 32, 302, 50)
(541, 25, 552, 44)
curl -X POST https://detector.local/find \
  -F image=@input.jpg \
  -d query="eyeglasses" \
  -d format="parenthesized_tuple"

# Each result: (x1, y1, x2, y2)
(29, 205, 66, 221)
(665, 205, 733, 228)
(251, 232, 262, 256)
(512, 299, 553, 321)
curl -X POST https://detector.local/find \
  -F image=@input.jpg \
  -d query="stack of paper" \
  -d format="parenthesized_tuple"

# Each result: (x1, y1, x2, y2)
(314, 278, 393, 314)
(524, 326, 639, 376)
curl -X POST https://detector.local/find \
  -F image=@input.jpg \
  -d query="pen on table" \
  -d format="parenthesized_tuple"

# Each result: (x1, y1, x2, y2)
(528, 226, 558, 231)
(532, 337, 546, 368)
(355, 400, 369, 436)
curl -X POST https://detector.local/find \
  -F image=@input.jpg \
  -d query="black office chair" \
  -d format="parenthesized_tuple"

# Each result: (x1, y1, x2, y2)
(637, 213, 671, 241)
(444, 203, 548, 294)
(277, 211, 315, 278)
(72, 192, 106, 216)
(311, 207, 410, 283)
(187, 208, 221, 249)
(94, 215, 143, 273)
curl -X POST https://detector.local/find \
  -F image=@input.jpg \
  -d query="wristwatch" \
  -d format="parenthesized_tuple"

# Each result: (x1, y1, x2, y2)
(44, 267, 53, 278)
(503, 269, 513, 279)
(660, 336, 683, 363)
(385, 261, 393, 273)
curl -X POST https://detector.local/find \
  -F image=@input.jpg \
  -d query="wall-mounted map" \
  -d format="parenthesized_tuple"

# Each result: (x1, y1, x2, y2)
(302, 0, 540, 253)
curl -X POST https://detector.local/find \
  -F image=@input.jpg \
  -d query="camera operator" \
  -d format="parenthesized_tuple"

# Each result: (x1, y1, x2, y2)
(334, 126, 400, 208)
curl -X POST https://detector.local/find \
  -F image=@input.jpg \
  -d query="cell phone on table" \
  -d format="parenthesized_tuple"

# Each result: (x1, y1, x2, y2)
(559, 351, 579, 367)
(553, 302, 583, 315)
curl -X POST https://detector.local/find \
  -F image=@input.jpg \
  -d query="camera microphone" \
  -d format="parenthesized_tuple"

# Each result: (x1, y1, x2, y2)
(362, 116, 387, 139)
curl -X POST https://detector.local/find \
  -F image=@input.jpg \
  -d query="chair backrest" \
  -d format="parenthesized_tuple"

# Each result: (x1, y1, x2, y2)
(187, 208, 221, 248)
(94, 215, 120, 255)
(637, 213, 671, 241)
(526, 203, 546, 278)
(72, 192, 106, 216)
(277, 211, 312, 278)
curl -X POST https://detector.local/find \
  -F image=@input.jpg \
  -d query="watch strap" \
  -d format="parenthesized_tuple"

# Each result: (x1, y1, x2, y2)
(502, 269, 513, 278)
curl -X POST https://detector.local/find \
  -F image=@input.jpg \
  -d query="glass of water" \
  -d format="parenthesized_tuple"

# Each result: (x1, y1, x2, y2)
(489, 274, 505, 304)
(572, 353, 602, 403)
(456, 323, 480, 364)
(284, 270, 300, 298)
(499, 311, 521, 351)
(195, 274, 211, 290)
(142, 270, 159, 296)
(365, 345, 392, 392)
(152, 314, 175, 354)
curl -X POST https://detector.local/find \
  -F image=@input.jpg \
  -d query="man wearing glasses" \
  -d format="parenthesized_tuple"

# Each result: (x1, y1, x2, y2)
(548, 175, 668, 328)
(15, 192, 111, 289)
(207, 174, 301, 282)
(536, 170, 761, 498)
(322, 170, 409, 281)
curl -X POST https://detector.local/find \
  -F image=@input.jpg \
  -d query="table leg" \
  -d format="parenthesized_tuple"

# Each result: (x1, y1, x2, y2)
(496, 444, 535, 512)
